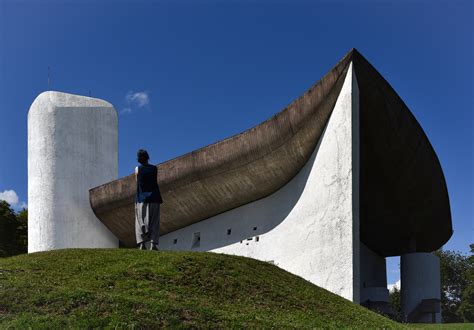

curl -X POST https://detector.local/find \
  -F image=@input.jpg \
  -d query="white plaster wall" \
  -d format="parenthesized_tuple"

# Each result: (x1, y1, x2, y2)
(401, 252, 441, 323)
(28, 91, 119, 253)
(160, 63, 360, 302)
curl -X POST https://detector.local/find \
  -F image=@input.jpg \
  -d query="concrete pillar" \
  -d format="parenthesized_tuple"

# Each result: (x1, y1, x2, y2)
(360, 242, 387, 293)
(28, 91, 119, 252)
(359, 243, 391, 315)
(401, 252, 441, 323)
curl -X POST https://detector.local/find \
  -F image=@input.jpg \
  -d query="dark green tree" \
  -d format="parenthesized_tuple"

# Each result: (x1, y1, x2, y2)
(388, 286, 403, 322)
(15, 208, 28, 252)
(0, 201, 27, 257)
(457, 244, 474, 322)
(435, 247, 472, 322)
(0, 200, 18, 257)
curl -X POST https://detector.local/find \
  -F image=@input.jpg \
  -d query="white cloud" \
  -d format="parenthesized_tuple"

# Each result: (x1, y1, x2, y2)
(388, 279, 401, 292)
(125, 91, 150, 108)
(0, 189, 27, 209)
(123, 91, 150, 114)
(0, 190, 19, 205)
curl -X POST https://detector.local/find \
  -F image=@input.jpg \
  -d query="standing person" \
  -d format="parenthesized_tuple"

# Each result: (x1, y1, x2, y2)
(135, 149, 163, 250)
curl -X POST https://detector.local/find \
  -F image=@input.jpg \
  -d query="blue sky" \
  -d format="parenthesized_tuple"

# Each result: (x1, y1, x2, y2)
(0, 0, 472, 286)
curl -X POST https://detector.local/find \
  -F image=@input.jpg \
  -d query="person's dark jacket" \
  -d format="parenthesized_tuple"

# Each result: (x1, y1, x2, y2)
(136, 164, 163, 204)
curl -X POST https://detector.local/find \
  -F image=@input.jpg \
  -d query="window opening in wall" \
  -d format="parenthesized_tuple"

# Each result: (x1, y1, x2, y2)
(192, 232, 201, 248)
(256, 236, 259, 242)
(227, 229, 231, 235)
(173, 238, 178, 244)
(253, 226, 257, 231)
(247, 237, 253, 241)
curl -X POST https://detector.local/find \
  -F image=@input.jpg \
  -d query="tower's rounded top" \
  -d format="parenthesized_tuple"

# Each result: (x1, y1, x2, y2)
(29, 91, 115, 116)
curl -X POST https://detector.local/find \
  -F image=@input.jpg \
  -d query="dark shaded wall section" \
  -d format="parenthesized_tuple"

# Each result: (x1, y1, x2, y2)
(353, 51, 452, 256)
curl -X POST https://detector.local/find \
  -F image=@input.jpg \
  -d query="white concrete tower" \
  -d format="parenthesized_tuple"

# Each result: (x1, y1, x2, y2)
(28, 91, 119, 253)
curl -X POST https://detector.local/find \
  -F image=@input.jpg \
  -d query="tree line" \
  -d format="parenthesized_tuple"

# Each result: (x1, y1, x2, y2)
(0, 200, 27, 257)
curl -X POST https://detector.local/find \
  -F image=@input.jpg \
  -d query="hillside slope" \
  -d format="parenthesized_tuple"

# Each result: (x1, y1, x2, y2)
(0, 249, 401, 328)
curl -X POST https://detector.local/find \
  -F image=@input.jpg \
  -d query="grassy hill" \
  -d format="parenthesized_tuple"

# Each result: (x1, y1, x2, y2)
(0, 249, 402, 328)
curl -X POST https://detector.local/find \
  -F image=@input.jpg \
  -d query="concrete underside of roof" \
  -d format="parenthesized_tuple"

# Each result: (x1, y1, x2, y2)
(89, 49, 452, 256)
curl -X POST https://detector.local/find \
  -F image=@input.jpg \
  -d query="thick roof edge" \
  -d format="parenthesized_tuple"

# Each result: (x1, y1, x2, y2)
(89, 48, 453, 255)
(90, 49, 354, 246)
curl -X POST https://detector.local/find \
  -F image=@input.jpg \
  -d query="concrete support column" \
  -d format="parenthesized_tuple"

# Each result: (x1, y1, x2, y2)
(401, 252, 441, 323)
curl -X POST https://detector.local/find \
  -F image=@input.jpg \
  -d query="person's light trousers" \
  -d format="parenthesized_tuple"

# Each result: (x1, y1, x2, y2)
(135, 202, 160, 245)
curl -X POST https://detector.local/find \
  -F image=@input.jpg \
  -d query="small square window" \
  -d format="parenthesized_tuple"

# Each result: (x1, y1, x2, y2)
(227, 229, 232, 235)
(253, 226, 257, 231)
(173, 238, 178, 244)
(192, 232, 201, 248)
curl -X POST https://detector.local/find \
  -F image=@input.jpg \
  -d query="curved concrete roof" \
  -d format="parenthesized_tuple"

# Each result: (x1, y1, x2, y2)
(89, 49, 452, 256)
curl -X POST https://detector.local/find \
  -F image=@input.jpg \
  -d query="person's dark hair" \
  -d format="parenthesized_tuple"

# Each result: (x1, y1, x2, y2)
(137, 149, 150, 165)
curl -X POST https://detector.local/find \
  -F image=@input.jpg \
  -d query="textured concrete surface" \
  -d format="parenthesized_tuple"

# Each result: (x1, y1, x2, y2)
(89, 49, 452, 256)
(28, 91, 118, 252)
(158, 63, 360, 302)
(401, 252, 441, 323)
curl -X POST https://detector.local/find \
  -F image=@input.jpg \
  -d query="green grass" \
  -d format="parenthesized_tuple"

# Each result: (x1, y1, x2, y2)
(408, 324, 474, 329)
(0, 249, 404, 328)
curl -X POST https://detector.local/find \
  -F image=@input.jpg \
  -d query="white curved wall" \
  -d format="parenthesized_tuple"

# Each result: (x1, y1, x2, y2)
(28, 91, 119, 253)
(160, 63, 360, 302)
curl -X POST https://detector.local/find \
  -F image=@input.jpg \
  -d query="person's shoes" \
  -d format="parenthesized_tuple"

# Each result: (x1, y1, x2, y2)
(150, 241, 159, 251)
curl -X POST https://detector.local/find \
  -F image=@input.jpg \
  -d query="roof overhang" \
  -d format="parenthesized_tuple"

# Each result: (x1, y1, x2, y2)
(89, 49, 452, 256)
